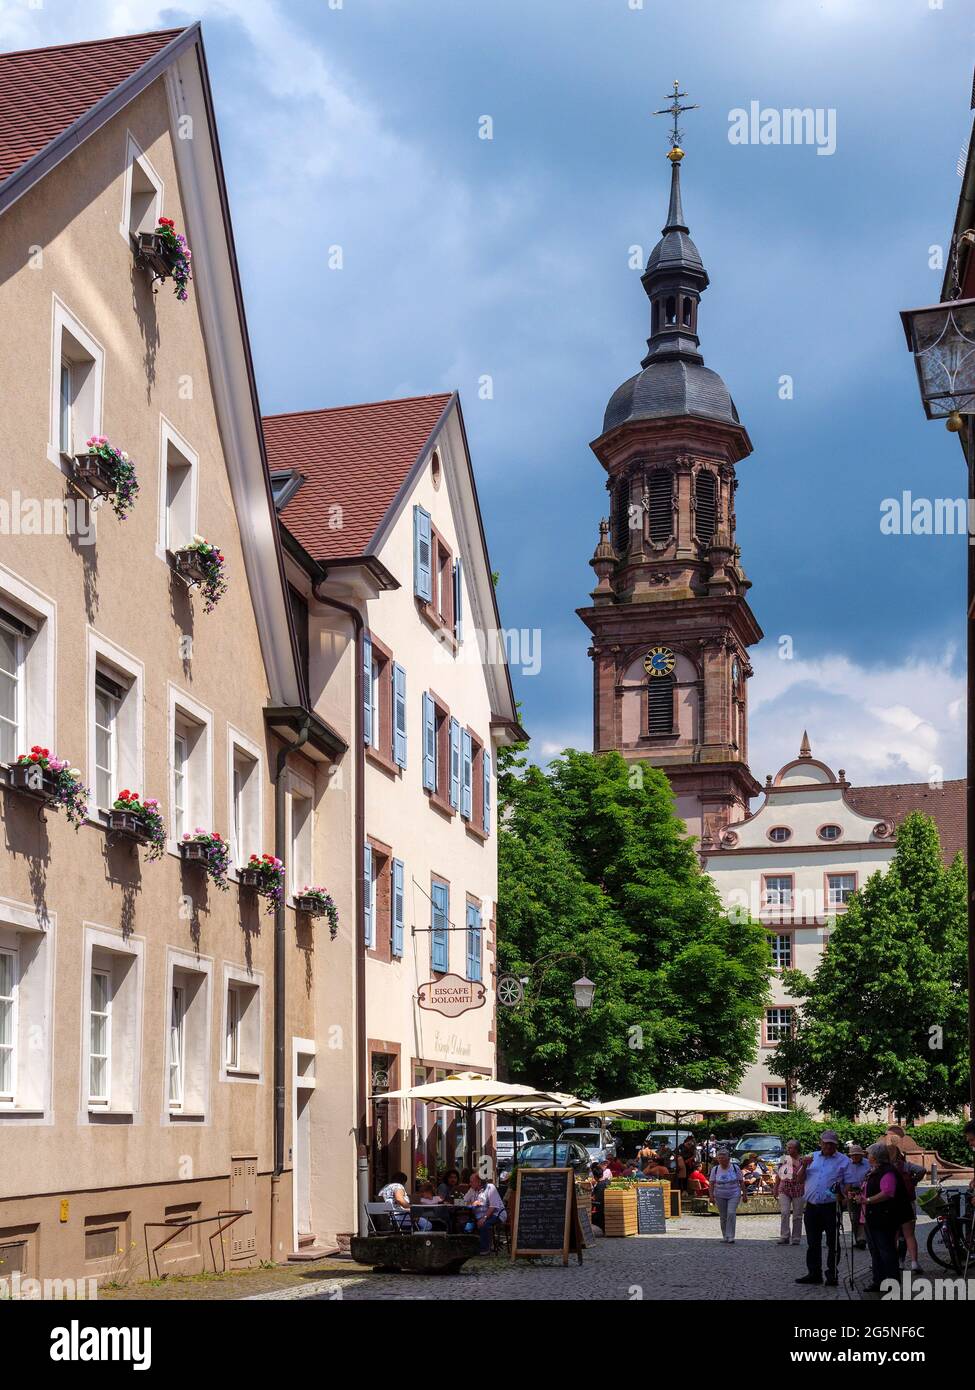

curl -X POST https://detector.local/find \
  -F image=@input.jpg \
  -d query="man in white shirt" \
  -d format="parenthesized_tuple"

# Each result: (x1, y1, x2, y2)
(465, 1172, 506, 1254)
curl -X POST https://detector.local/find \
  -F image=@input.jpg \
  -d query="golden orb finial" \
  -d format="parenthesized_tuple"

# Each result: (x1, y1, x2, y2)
(667, 146, 685, 162)
(947, 411, 964, 433)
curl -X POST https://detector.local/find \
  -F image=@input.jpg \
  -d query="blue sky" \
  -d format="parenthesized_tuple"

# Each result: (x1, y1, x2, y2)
(3, 0, 971, 789)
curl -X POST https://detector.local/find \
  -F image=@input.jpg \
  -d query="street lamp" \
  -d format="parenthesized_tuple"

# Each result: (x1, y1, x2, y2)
(900, 294, 975, 1112)
(572, 974, 597, 1011)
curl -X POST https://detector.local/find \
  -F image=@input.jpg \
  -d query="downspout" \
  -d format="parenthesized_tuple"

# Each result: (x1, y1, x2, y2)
(312, 577, 368, 1225)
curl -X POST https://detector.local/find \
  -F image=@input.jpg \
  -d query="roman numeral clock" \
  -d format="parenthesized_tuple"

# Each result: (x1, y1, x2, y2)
(644, 646, 676, 678)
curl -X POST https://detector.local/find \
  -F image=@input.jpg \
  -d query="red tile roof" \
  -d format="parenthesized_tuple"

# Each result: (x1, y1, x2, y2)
(0, 28, 184, 184)
(846, 779, 966, 864)
(266, 394, 453, 561)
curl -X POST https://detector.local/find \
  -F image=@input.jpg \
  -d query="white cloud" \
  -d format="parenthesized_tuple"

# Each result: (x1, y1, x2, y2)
(748, 645, 964, 788)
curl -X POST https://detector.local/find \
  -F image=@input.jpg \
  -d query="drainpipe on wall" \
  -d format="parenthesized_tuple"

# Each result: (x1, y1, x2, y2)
(312, 576, 369, 1235)
(270, 712, 311, 1258)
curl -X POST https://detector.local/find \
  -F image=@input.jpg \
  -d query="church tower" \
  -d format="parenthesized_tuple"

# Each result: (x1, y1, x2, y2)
(577, 90, 762, 844)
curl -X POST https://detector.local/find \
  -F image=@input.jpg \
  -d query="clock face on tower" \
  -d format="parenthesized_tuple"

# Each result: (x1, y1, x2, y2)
(644, 646, 676, 678)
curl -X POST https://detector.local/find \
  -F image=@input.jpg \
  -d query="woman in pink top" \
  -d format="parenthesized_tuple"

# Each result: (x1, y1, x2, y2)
(773, 1140, 806, 1245)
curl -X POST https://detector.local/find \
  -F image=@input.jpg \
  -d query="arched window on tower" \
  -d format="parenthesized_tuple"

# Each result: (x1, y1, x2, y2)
(682, 296, 693, 327)
(695, 470, 717, 546)
(647, 470, 672, 544)
(652, 300, 660, 335)
(611, 479, 630, 555)
(665, 296, 677, 325)
(647, 674, 675, 736)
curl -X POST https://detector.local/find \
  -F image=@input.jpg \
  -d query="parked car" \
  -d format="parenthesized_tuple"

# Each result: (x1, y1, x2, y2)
(644, 1129, 694, 1151)
(733, 1134, 784, 1160)
(557, 1126, 617, 1162)
(496, 1125, 542, 1163)
(515, 1140, 591, 1174)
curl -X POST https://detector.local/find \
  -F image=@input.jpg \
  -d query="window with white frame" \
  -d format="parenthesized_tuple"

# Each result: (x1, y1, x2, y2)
(289, 781, 313, 897)
(121, 134, 163, 240)
(765, 1085, 789, 1110)
(769, 933, 793, 969)
(93, 669, 122, 810)
(0, 576, 54, 769)
(173, 729, 188, 839)
(0, 947, 16, 1102)
(168, 982, 185, 1111)
(89, 641, 142, 816)
(166, 957, 210, 1117)
(161, 425, 197, 554)
(225, 978, 260, 1077)
(170, 695, 211, 842)
(88, 967, 112, 1105)
(51, 302, 102, 462)
(764, 876, 793, 910)
(827, 873, 856, 907)
(765, 1007, 794, 1044)
(230, 741, 260, 867)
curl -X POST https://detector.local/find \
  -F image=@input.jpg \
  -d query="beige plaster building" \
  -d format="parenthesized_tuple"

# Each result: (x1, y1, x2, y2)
(0, 27, 350, 1283)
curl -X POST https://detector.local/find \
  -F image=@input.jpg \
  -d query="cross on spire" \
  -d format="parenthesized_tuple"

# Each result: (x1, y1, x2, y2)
(652, 80, 699, 151)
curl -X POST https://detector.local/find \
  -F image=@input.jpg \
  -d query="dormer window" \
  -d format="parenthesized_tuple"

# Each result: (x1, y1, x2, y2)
(269, 470, 304, 511)
(768, 826, 791, 843)
(818, 824, 842, 842)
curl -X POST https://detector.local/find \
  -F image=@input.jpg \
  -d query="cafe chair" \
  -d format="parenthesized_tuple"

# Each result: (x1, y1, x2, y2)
(365, 1201, 396, 1235)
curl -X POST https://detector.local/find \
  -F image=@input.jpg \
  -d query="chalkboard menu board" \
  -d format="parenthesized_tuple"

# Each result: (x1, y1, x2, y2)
(511, 1169, 582, 1265)
(575, 1183, 594, 1247)
(636, 1182, 667, 1235)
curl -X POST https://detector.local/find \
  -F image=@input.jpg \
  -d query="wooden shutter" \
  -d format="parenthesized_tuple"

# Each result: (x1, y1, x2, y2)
(647, 676, 674, 735)
(453, 557, 464, 641)
(422, 693, 436, 790)
(461, 730, 473, 819)
(695, 469, 717, 545)
(648, 470, 672, 543)
(449, 717, 461, 808)
(392, 858, 405, 957)
(363, 842, 374, 947)
(431, 881, 449, 973)
(466, 902, 482, 982)
(483, 750, 491, 835)
(363, 633, 372, 746)
(392, 663, 407, 767)
(414, 505, 432, 601)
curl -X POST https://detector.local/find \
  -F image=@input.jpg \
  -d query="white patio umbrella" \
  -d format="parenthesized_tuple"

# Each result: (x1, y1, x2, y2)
(482, 1094, 626, 1164)
(604, 1087, 782, 1152)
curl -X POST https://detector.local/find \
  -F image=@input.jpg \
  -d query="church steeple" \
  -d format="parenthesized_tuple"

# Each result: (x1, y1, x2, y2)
(640, 147, 709, 367)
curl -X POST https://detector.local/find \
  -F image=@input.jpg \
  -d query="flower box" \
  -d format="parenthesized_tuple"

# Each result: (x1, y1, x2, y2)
(133, 218, 192, 301)
(107, 809, 150, 843)
(172, 538, 227, 612)
(238, 867, 261, 889)
(242, 854, 284, 915)
(71, 451, 115, 501)
(179, 840, 209, 864)
(173, 547, 209, 587)
(295, 894, 323, 916)
(179, 831, 231, 890)
(7, 762, 59, 805)
(134, 230, 177, 280)
(295, 886, 338, 937)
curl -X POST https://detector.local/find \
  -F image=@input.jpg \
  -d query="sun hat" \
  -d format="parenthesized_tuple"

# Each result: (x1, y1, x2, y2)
(819, 1130, 840, 1145)
(848, 1143, 865, 1156)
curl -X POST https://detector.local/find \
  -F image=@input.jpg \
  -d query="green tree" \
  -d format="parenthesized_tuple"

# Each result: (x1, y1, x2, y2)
(775, 812, 969, 1120)
(497, 748, 770, 1097)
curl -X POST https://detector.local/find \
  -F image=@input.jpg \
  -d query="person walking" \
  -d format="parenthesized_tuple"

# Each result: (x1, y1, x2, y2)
(860, 1142, 914, 1293)
(795, 1130, 852, 1287)
(844, 1145, 869, 1250)
(773, 1140, 806, 1245)
(889, 1144, 926, 1273)
(709, 1147, 747, 1243)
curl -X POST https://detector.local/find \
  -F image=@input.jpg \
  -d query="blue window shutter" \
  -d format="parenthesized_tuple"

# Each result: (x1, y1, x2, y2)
(466, 903, 482, 982)
(414, 505, 432, 602)
(461, 730, 473, 819)
(363, 843, 374, 947)
(362, 634, 372, 746)
(392, 859, 404, 957)
(449, 717, 460, 809)
(431, 881, 449, 973)
(453, 557, 464, 642)
(483, 750, 491, 835)
(393, 663, 407, 767)
(422, 693, 436, 790)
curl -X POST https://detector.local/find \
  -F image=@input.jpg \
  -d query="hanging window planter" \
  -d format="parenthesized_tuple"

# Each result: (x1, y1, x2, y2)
(7, 747, 88, 826)
(108, 790, 165, 860)
(240, 853, 284, 915)
(295, 885, 339, 938)
(179, 829, 230, 890)
(134, 216, 192, 301)
(173, 537, 227, 613)
(71, 437, 140, 521)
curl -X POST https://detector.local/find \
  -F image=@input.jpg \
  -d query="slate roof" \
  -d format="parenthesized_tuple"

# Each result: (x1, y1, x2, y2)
(265, 393, 453, 561)
(846, 779, 966, 864)
(603, 358, 740, 434)
(0, 29, 184, 184)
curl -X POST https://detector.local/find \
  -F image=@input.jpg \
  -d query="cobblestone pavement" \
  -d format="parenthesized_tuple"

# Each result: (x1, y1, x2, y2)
(246, 1212, 901, 1302)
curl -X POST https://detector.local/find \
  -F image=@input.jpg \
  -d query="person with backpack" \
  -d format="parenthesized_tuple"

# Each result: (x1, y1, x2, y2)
(709, 1147, 747, 1242)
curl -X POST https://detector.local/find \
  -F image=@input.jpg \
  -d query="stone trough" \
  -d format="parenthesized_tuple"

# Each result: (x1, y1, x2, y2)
(350, 1231, 480, 1274)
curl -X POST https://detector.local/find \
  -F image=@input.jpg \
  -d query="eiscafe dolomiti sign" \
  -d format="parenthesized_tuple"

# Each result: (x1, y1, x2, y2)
(417, 974, 487, 1018)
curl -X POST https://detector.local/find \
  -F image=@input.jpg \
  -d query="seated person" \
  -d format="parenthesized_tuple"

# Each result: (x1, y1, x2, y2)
(464, 1172, 507, 1254)
(740, 1156, 764, 1194)
(436, 1169, 461, 1200)
(379, 1171, 431, 1232)
(416, 1180, 443, 1205)
(686, 1167, 710, 1197)
(641, 1159, 671, 1183)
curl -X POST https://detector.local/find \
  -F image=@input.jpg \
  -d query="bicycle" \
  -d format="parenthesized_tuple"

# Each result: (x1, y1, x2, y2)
(919, 1183, 975, 1276)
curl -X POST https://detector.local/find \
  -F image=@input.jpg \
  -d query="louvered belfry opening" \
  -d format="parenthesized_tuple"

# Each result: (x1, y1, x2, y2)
(647, 674, 674, 736)
(647, 470, 672, 544)
(695, 468, 717, 546)
(612, 479, 630, 555)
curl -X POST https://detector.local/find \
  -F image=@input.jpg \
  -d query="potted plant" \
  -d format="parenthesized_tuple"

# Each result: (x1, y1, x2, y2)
(239, 853, 284, 914)
(108, 790, 164, 859)
(7, 747, 88, 826)
(172, 537, 227, 612)
(134, 216, 192, 300)
(295, 885, 339, 937)
(179, 829, 230, 890)
(71, 437, 140, 520)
